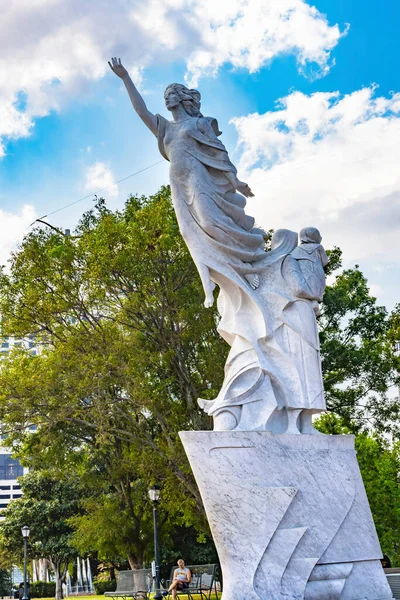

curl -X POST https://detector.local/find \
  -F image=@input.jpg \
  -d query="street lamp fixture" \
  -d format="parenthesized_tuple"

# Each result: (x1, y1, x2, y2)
(21, 526, 30, 600)
(148, 486, 162, 600)
(148, 485, 161, 504)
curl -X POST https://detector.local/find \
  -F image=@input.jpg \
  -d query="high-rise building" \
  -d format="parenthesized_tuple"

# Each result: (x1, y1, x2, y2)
(0, 446, 27, 517)
(1, 335, 39, 358)
(0, 335, 38, 517)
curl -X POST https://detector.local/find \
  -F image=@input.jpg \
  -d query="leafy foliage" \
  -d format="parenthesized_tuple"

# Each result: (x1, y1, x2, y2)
(0, 471, 81, 599)
(93, 579, 117, 595)
(0, 187, 398, 570)
(356, 434, 400, 564)
(30, 581, 57, 598)
(0, 570, 12, 597)
(0, 188, 224, 566)
(319, 249, 400, 433)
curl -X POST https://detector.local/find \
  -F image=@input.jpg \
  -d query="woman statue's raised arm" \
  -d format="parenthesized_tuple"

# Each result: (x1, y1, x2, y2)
(108, 57, 157, 136)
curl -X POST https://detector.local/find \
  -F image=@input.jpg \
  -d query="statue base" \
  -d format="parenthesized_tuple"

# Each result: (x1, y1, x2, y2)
(179, 431, 393, 600)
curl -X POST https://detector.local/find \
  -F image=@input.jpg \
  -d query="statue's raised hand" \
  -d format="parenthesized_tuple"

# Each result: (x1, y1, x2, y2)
(236, 180, 254, 198)
(108, 57, 129, 80)
(108, 56, 157, 135)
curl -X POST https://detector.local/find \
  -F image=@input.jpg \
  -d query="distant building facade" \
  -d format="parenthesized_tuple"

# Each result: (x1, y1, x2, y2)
(0, 335, 38, 516)
(0, 446, 27, 516)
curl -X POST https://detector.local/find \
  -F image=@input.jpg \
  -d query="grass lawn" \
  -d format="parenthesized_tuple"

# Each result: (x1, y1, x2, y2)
(40, 597, 105, 600)
(39, 597, 103, 600)
(39, 595, 220, 600)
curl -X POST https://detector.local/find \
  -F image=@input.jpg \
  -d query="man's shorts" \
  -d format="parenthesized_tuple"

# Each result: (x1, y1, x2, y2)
(177, 583, 189, 589)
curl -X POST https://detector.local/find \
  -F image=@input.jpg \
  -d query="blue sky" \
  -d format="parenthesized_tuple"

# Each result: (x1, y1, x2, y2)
(0, 0, 399, 308)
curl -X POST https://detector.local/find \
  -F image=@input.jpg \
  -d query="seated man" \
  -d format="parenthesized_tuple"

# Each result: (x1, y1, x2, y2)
(167, 559, 192, 599)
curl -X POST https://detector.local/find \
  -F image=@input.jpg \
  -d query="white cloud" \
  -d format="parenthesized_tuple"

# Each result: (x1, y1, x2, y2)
(0, 0, 343, 153)
(0, 205, 37, 268)
(84, 162, 118, 199)
(184, 0, 346, 86)
(232, 86, 400, 306)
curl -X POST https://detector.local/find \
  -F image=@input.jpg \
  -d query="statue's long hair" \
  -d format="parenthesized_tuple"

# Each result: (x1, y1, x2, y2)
(165, 83, 203, 117)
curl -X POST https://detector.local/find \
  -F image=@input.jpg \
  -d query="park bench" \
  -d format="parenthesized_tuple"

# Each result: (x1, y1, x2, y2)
(165, 564, 219, 600)
(385, 568, 400, 599)
(104, 569, 152, 600)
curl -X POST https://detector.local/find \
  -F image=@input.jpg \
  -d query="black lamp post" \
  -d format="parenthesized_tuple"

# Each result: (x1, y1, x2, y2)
(148, 486, 162, 600)
(21, 526, 30, 600)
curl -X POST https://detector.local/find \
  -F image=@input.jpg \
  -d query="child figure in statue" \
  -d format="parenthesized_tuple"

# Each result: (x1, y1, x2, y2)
(290, 227, 329, 315)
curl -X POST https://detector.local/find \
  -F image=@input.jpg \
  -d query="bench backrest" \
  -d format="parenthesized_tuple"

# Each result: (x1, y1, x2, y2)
(116, 570, 152, 593)
(386, 574, 400, 600)
(133, 569, 152, 594)
(168, 564, 217, 591)
(116, 571, 134, 592)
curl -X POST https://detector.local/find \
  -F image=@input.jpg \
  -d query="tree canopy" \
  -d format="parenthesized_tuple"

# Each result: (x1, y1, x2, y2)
(320, 249, 400, 433)
(0, 471, 81, 599)
(0, 188, 226, 568)
(0, 187, 398, 569)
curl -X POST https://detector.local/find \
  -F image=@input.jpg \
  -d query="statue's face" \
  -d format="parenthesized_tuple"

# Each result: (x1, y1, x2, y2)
(164, 88, 180, 111)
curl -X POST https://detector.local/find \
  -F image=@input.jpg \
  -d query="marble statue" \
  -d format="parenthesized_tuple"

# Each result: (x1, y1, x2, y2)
(109, 58, 328, 435)
(199, 227, 328, 435)
(110, 59, 394, 600)
(291, 226, 329, 314)
(109, 58, 265, 306)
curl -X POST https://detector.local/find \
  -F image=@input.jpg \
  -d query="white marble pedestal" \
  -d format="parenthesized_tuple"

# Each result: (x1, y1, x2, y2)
(180, 432, 393, 600)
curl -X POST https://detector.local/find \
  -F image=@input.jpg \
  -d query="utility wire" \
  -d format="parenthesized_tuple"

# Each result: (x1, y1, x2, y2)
(29, 159, 165, 226)
(27, 126, 400, 227)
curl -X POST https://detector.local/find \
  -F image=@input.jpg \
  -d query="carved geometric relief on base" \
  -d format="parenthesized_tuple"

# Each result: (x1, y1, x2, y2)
(180, 432, 393, 600)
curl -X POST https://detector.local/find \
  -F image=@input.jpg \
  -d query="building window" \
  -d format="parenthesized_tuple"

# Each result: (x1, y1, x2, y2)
(12, 494, 22, 499)
(0, 455, 23, 480)
(0, 504, 9, 509)
(0, 494, 10, 500)
(12, 485, 21, 490)
(0, 486, 11, 491)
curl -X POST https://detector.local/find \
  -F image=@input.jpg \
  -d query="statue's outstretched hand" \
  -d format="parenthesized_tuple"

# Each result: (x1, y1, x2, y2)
(236, 180, 254, 198)
(108, 57, 129, 80)
(108, 56, 157, 134)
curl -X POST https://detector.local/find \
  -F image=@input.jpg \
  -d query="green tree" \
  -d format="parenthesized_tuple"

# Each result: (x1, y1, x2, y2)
(0, 189, 225, 565)
(67, 441, 156, 569)
(319, 249, 400, 433)
(0, 188, 399, 567)
(0, 472, 82, 599)
(0, 569, 12, 597)
(356, 434, 400, 564)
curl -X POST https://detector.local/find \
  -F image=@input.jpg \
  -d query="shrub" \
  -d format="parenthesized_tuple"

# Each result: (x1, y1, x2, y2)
(93, 580, 117, 595)
(30, 581, 56, 598)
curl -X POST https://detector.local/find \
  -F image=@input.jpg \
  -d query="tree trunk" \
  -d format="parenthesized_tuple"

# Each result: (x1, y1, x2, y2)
(127, 555, 142, 570)
(49, 559, 64, 600)
(55, 574, 63, 600)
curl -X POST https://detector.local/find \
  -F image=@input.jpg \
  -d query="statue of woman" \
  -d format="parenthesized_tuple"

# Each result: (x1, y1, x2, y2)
(109, 58, 266, 307)
(110, 58, 327, 433)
